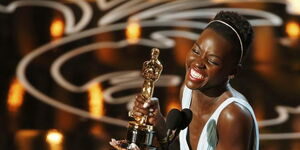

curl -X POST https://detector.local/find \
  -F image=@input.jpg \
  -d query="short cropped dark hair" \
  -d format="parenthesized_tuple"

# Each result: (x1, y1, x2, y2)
(206, 11, 253, 64)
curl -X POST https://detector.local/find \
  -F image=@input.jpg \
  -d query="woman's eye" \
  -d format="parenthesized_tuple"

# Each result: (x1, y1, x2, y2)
(192, 49, 200, 55)
(208, 59, 219, 66)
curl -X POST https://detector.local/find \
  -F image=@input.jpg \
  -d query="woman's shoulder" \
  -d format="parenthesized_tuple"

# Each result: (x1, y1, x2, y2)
(221, 101, 252, 120)
(217, 101, 253, 133)
(215, 100, 254, 148)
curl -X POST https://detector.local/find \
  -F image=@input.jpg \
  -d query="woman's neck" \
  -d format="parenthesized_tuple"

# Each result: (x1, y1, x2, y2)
(199, 82, 229, 98)
(192, 83, 233, 107)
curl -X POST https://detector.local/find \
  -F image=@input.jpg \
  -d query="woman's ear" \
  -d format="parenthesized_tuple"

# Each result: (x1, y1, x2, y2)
(229, 64, 242, 79)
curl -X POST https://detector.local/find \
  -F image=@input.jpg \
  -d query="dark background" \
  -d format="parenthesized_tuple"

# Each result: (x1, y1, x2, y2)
(1, 0, 300, 150)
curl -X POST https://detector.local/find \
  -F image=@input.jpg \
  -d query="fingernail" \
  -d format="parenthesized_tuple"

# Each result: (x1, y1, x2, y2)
(135, 112, 142, 116)
(143, 102, 149, 108)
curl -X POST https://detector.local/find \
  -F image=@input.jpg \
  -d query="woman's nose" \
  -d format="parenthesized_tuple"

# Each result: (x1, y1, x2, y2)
(194, 59, 206, 69)
(197, 62, 206, 69)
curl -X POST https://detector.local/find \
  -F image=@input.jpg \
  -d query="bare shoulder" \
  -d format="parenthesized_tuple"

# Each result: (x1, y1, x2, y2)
(216, 102, 254, 148)
(219, 102, 253, 124)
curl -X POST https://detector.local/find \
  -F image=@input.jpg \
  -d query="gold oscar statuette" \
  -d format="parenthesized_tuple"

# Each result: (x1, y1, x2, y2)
(110, 48, 163, 150)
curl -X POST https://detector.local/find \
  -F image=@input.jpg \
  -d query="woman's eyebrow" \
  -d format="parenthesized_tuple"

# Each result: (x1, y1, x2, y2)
(195, 42, 223, 61)
(195, 42, 201, 49)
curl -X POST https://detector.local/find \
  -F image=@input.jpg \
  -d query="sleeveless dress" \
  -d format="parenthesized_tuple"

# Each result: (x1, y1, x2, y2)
(179, 85, 259, 150)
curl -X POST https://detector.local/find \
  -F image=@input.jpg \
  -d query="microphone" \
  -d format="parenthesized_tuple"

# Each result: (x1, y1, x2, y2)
(165, 109, 182, 143)
(169, 108, 193, 144)
(165, 108, 193, 144)
(179, 108, 193, 130)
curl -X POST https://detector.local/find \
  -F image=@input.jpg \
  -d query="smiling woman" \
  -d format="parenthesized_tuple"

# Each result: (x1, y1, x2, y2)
(131, 11, 259, 150)
(2, 0, 300, 150)
(181, 11, 258, 150)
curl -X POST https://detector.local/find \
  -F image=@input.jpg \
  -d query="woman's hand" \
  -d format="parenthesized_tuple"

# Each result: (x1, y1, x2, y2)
(109, 139, 140, 150)
(132, 94, 162, 125)
(132, 94, 167, 140)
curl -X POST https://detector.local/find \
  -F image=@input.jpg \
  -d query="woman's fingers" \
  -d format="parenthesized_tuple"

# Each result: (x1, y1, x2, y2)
(147, 108, 162, 125)
(135, 95, 158, 107)
(134, 104, 157, 115)
(148, 117, 156, 125)
(133, 95, 158, 110)
(131, 95, 162, 125)
(133, 107, 148, 116)
(148, 112, 159, 125)
(142, 97, 159, 109)
(133, 111, 142, 117)
(109, 139, 127, 150)
(135, 94, 146, 103)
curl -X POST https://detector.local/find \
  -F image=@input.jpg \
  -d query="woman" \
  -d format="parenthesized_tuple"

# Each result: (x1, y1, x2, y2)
(132, 11, 259, 150)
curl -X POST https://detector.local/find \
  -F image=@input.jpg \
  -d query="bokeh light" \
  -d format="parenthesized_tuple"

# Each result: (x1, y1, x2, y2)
(126, 18, 141, 44)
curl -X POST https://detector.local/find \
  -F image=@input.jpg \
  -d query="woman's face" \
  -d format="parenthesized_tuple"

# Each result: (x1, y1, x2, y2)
(185, 28, 239, 91)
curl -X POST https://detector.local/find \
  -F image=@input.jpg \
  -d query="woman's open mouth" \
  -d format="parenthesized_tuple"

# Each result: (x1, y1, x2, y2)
(188, 67, 206, 82)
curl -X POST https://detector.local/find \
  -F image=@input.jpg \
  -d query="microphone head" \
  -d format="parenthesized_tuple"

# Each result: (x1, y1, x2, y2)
(179, 109, 193, 130)
(166, 109, 183, 130)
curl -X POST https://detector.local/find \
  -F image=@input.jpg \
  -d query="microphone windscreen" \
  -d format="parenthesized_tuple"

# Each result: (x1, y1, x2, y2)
(179, 109, 193, 130)
(166, 109, 182, 130)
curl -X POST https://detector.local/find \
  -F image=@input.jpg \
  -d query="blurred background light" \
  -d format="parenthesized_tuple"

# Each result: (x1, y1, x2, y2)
(88, 83, 104, 117)
(50, 17, 64, 39)
(286, 21, 300, 39)
(46, 130, 63, 145)
(126, 18, 141, 44)
(166, 100, 181, 114)
(287, 0, 300, 15)
(15, 130, 39, 150)
(7, 78, 25, 113)
(46, 129, 63, 150)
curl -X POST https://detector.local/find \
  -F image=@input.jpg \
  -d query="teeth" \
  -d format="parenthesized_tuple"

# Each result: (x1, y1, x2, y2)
(191, 69, 203, 79)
